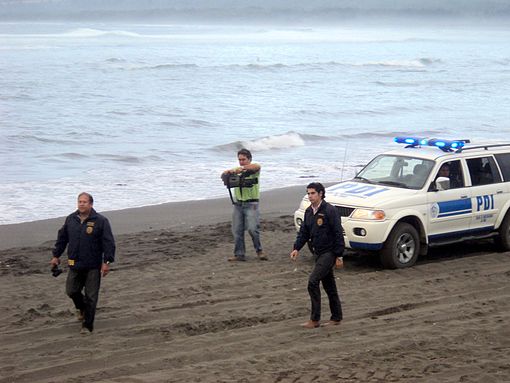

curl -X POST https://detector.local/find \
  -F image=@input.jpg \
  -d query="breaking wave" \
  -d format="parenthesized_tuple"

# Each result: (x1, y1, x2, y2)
(215, 132, 307, 152)
(127, 63, 199, 71)
(114, 57, 441, 72)
(62, 28, 142, 38)
(230, 58, 441, 70)
(215, 129, 447, 152)
(341, 130, 444, 140)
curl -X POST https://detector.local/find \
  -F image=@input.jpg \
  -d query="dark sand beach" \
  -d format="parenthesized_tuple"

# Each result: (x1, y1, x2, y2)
(1, 186, 509, 382)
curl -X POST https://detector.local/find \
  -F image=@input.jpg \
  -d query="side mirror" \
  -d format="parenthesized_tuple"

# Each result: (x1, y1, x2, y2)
(436, 176, 450, 191)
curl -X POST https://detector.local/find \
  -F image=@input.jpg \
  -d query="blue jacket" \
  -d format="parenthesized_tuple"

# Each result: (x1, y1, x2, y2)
(53, 208, 115, 270)
(293, 201, 344, 257)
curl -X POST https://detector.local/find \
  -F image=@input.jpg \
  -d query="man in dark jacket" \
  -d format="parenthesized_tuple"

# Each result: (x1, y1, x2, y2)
(290, 182, 344, 329)
(51, 192, 115, 334)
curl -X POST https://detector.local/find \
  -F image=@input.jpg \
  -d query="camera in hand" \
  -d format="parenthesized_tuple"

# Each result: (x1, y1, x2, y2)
(221, 172, 257, 188)
(51, 264, 62, 277)
(221, 170, 259, 204)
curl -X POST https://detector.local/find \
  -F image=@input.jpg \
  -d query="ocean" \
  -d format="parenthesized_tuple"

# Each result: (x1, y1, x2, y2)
(1, 22, 509, 225)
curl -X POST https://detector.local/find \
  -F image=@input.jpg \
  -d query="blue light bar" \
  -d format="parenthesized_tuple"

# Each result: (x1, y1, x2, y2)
(427, 138, 465, 152)
(394, 137, 468, 152)
(394, 137, 422, 146)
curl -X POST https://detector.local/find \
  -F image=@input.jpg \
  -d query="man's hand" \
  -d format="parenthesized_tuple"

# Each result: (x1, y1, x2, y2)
(290, 249, 299, 261)
(50, 256, 60, 267)
(101, 263, 110, 277)
(335, 257, 344, 269)
(222, 168, 241, 176)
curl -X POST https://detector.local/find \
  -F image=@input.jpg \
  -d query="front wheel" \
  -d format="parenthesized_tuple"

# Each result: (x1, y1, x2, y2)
(495, 213, 510, 251)
(380, 223, 420, 269)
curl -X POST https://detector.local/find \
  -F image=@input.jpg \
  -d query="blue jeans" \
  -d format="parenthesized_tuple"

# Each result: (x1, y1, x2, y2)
(232, 202, 262, 258)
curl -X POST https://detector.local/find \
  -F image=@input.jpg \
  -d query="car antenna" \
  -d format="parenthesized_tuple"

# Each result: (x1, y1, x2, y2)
(340, 140, 348, 181)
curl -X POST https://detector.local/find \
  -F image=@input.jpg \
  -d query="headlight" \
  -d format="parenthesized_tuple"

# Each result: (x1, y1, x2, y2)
(299, 196, 310, 211)
(351, 209, 386, 220)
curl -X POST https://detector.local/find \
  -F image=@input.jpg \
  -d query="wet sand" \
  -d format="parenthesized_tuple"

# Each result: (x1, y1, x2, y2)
(1, 187, 509, 382)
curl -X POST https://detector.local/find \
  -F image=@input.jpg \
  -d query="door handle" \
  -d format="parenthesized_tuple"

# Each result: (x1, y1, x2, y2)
(460, 195, 468, 199)
(497, 190, 503, 194)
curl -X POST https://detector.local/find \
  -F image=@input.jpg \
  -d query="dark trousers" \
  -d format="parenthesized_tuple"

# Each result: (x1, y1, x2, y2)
(66, 268, 101, 331)
(308, 251, 343, 322)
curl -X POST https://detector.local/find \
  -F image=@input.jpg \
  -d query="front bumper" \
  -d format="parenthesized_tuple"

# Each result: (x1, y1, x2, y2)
(294, 209, 387, 251)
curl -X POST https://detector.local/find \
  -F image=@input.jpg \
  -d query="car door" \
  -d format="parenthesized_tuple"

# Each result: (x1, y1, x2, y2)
(466, 156, 503, 234)
(427, 159, 472, 243)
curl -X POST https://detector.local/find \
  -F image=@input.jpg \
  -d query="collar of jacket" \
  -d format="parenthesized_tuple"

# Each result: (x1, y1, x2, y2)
(73, 208, 98, 220)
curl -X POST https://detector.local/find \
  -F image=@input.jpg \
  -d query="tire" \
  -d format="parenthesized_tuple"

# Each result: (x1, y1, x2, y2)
(380, 222, 420, 269)
(495, 213, 510, 251)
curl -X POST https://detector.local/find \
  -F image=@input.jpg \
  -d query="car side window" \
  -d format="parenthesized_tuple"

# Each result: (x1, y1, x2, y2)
(430, 160, 464, 190)
(494, 153, 510, 181)
(467, 156, 502, 186)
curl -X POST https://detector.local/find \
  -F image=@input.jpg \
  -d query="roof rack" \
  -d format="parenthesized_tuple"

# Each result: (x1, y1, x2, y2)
(456, 143, 510, 153)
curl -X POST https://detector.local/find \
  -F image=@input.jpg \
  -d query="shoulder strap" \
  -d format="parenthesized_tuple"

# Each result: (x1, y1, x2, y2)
(227, 186, 235, 205)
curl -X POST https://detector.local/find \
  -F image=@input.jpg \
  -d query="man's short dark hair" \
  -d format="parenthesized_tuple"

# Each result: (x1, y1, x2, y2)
(307, 182, 325, 199)
(78, 192, 94, 204)
(237, 148, 252, 160)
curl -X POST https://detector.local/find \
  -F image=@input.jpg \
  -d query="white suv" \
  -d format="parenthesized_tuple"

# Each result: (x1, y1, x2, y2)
(294, 137, 510, 268)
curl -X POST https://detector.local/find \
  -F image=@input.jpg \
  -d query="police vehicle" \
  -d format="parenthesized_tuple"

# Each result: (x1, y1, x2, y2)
(294, 137, 510, 268)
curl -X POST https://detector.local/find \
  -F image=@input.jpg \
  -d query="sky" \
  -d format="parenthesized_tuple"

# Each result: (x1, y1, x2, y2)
(0, 0, 509, 24)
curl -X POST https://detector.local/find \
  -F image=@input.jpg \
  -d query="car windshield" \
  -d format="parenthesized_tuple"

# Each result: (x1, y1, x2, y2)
(355, 155, 435, 190)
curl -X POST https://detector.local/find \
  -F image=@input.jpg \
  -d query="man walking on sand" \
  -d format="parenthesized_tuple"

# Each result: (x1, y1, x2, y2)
(290, 182, 343, 329)
(51, 192, 115, 334)
(222, 148, 267, 262)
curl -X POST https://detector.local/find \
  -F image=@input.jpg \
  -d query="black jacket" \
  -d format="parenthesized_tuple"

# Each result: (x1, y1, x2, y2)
(53, 208, 116, 270)
(294, 200, 344, 257)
